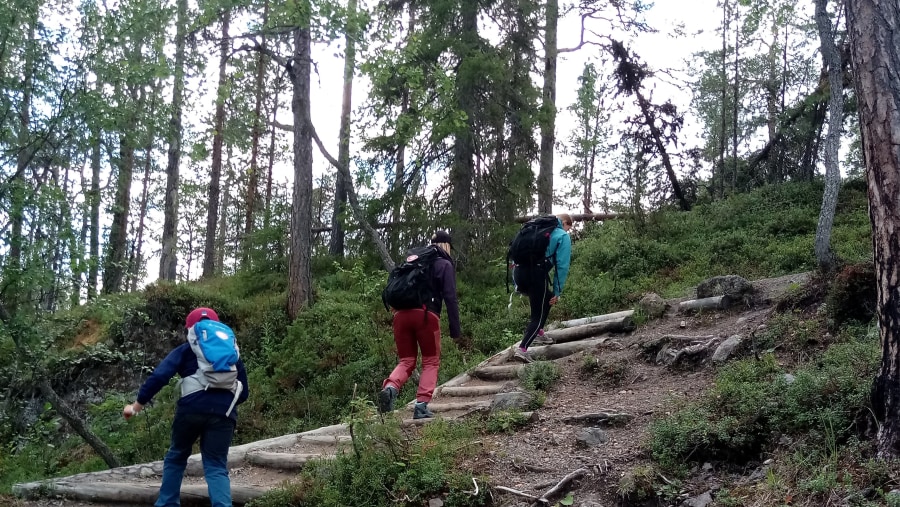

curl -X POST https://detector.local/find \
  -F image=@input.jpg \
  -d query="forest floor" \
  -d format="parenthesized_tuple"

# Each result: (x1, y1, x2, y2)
(470, 272, 812, 507)
(6, 272, 813, 507)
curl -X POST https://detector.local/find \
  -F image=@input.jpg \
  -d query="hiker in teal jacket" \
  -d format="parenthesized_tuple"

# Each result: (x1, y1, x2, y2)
(514, 214, 573, 363)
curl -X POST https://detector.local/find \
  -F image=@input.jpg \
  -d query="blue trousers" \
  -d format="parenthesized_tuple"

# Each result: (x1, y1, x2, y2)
(155, 412, 235, 507)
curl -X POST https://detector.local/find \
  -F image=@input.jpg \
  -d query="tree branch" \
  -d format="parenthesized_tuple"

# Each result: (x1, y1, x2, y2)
(308, 123, 396, 271)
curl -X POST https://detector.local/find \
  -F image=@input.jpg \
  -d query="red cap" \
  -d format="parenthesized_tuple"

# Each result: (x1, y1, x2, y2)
(185, 307, 219, 328)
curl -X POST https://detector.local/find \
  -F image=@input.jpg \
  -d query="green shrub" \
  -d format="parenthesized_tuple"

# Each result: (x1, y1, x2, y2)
(648, 329, 879, 474)
(484, 411, 531, 434)
(247, 399, 489, 507)
(519, 361, 562, 392)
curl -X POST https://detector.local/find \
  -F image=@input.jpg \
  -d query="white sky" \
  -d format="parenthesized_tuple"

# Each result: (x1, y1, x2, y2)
(302, 0, 721, 212)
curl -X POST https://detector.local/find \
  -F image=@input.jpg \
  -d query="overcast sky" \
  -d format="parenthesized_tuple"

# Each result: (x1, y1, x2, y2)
(297, 0, 721, 212)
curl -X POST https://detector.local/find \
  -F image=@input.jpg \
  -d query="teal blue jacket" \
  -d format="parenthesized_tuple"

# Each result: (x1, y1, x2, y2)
(545, 218, 572, 296)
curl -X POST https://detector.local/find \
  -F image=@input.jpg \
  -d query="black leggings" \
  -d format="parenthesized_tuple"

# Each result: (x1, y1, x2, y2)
(520, 271, 552, 350)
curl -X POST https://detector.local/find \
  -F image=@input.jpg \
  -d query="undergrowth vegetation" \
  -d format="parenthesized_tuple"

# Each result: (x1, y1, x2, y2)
(0, 180, 883, 502)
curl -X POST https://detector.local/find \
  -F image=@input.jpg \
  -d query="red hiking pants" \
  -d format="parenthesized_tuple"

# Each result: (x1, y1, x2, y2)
(383, 309, 441, 403)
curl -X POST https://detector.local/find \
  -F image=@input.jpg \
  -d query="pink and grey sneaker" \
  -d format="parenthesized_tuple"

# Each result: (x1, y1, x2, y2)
(513, 347, 534, 363)
(531, 328, 553, 346)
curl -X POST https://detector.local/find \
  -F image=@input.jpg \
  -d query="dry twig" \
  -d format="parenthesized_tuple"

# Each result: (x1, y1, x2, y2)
(533, 468, 589, 505)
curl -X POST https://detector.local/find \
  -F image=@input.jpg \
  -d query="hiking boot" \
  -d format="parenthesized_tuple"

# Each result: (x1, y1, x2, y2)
(378, 386, 397, 414)
(413, 402, 434, 420)
(513, 347, 534, 363)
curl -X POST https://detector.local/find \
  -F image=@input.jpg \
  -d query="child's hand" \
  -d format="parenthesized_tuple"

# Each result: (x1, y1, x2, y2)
(123, 402, 143, 420)
(549, 296, 559, 305)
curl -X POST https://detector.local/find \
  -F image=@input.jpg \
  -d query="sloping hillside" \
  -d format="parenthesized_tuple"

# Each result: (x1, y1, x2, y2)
(11, 272, 816, 506)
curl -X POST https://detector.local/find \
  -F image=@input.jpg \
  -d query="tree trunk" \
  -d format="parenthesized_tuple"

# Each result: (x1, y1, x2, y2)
(102, 82, 137, 295)
(216, 151, 232, 273)
(329, 0, 358, 258)
(37, 374, 121, 468)
(451, 2, 478, 225)
(244, 0, 270, 264)
(132, 89, 159, 291)
(537, 0, 558, 214)
(264, 84, 280, 230)
(4, 18, 35, 313)
(287, 24, 314, 318)
(732, 13, 740, 194)
(845, 0, 900, 459)
(634, 89, 691, 211)
(390, 6, 416, 256)
(203, 11, 230, 279)
(88, 122, 101, 299)
(159, 0, 187, 282)
(719, 0, 728, 198)
(813, 0, 843, 273)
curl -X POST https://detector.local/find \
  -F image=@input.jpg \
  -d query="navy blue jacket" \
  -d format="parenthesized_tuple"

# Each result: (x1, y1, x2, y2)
(136, 342, 250, 421)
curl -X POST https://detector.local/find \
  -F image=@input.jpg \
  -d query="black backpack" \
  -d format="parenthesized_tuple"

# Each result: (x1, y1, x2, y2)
(382, 245, 442, 311)
(506, 215, 559, 292)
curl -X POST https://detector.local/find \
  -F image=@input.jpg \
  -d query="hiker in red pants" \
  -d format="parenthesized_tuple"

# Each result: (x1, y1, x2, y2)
(379, 231, 462, 419)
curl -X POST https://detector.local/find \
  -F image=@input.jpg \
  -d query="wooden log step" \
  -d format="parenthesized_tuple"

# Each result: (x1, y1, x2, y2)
(298, 434, 352, 445)
(548, 310, 635, 330)
(13, 481, 267, 505)
(439, 384, 506, 397)
(544, 316, 635, 344)
(472, 364, 524, 380)
(528, 337, 609, 360)
(246, 451, 334, 469)
(426, 400, 492, 412)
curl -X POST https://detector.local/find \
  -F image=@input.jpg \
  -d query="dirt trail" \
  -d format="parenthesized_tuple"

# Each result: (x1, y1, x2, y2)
(9, 272, 811, 507)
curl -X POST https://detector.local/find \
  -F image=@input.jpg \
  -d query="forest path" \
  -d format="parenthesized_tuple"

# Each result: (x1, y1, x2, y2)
(10, 272, 810, 506)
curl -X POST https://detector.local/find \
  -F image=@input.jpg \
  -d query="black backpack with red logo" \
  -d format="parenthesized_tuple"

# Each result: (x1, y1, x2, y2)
(382, 245, 442, 311)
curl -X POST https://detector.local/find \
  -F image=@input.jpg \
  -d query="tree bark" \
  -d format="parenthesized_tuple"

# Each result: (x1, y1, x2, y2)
(5, 17, 35, 312)
(451, 1, 478, 225)
(159, 0, 187, 282)
(287, 24, 314, 318)
(36, 375, 121, 468)
(88, 122, 101, 299)
(328, 0, 358, 258)
(813, 0, 843, 273)
(719, 0, 728, 198)
(203, 11, 230, 279)
(264, 84, 280, 231)
(244, 0, 270, 264)
(102, 80, 137, 295)
(537, 0, 558, 214)
(845, 0, 900, 459)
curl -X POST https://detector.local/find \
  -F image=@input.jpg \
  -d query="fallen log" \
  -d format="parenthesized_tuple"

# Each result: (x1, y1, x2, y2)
(678, 296, 728, 314)
(528, 337, 609, 360)
(473, 365, 524, 381)
(439, 384, 506, 397)
(246, 451, 331, 469)
(427, 400, 492, 412)
(544, 316, 635, 344)
(14, 482, 266, 505)
(547, 310, 635, 330)
(298, 434, 352, 445)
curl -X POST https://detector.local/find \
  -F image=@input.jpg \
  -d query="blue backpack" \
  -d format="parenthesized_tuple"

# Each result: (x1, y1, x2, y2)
(181, 319, 243, 416)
